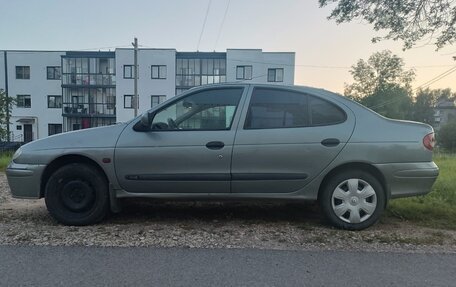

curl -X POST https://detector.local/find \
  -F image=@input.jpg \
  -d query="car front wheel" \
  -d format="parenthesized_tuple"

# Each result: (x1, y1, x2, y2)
(319, 170, 386, 230)
(45, 163, 109, 226)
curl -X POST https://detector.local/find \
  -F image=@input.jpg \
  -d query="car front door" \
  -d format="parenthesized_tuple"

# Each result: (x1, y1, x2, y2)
(115, 86, 246, 194)
(231, 86, 355, 194)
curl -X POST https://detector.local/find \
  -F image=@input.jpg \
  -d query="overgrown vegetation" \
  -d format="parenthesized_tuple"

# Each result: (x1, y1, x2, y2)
(0, 153, 12, 172)
(438, 121, 456, 153)
(0, 89, 15, 142)
(387, 153, 456, 229)
(344, 51, 455, 123)
(319, 0, 456, 50)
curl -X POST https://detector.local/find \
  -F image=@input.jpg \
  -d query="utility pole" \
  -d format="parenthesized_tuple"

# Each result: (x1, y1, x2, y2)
(4, 51, 10, 142)
(132, 37, 139, 117)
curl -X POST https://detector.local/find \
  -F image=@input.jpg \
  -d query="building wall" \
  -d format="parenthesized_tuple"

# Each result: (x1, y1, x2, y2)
(226, 49, 295, 84)
(434, 108, 456, 131)
(1, 51, 64, 141)
(0, 52, 5, 91)
(115, 49, 176, 123)
(0, 48, 295, 140)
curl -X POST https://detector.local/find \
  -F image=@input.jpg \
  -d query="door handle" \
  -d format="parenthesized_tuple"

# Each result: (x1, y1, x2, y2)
(321, 138, 340, 147)
(206, 141, 225, 150)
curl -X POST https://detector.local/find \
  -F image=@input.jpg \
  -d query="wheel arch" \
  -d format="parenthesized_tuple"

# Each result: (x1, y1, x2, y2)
(40, 154, 109, 198)
(317, 162, 389, 204)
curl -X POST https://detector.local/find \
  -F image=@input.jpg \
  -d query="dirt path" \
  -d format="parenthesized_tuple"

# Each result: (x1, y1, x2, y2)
(1, 173, 455, 252)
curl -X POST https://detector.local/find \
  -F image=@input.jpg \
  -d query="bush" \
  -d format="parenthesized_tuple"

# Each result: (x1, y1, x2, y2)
(438, 121, 456, 152)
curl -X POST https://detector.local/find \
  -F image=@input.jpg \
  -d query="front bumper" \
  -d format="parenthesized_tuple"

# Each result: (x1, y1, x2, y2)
(6, 161, 46, 199)
(374, 161, 439, 199)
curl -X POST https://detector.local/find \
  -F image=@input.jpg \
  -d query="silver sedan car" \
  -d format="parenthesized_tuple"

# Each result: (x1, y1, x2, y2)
(6, 84, 439, 230)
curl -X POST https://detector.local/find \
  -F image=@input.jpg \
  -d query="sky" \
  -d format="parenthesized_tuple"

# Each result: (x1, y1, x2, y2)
(1, 0, 455, 94)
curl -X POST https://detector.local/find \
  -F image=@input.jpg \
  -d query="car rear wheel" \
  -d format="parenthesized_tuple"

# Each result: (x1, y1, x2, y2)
(319, 170, 386, 230)
(45, 163, 109, 226)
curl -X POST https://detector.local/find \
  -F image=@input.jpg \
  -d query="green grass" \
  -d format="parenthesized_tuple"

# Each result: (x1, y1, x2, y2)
(387, 153, 456, 229)
(0, 153, 12, 172)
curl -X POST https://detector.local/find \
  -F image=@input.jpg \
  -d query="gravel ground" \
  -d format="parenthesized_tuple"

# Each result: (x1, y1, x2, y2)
(1, 173, 455, 253)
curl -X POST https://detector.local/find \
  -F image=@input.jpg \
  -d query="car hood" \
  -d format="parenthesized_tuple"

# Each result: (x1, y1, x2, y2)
(21, 123, 128, 152)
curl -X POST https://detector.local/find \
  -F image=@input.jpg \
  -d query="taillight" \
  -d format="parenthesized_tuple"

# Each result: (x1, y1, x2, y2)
(423, 132, 435, 151)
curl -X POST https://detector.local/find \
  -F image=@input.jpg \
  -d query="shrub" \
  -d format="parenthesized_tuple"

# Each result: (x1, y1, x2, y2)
(438, 121, 456, 152)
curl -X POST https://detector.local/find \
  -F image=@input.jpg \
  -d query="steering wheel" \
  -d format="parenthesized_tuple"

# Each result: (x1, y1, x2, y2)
(167, 118, 178, 129)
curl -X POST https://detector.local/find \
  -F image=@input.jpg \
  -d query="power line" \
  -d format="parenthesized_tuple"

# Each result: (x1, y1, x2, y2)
(228, 59, 455, 69)
(69, 44, 131, 51)
(197, 0, 212, 51)
(368, 65, 456, 110)
(414, 65, 456, 90)
(213, 0, 231, 51)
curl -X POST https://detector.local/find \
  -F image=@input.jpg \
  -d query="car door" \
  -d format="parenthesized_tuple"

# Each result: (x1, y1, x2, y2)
(231, 86, 355, 193)
(115, 86, 246, 194)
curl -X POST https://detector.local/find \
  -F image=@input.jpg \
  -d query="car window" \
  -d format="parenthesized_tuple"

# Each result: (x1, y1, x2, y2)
(244, 88, 346, 129)
(151, 88, 243, 130)
(309, 96, 346, 126)
(244, 88, 308, 129)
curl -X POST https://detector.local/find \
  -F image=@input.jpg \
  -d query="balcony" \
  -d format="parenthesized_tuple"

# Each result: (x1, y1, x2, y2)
(62, 73, 116, 87)
(62, 103, 116, 118)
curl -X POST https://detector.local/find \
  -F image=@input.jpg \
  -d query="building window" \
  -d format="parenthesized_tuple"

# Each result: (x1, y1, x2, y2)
(236, 66, 253, 80)
(48, 124, 63, 136)
(267, 68, 284, 82)
(123, 65, 134, 79)
(124, 95, 135, 109)
(175, 56, 227, 93)
(151, 95, 166, 108)
(16, 125, 22, 130)
(151, 65, 167, 79)
(47, 66, 61, 80)
(16, 66, 30, 79)
(107, 95, 116, 110)
(17, 95, 31, 108)
(47, 95, 62, 108)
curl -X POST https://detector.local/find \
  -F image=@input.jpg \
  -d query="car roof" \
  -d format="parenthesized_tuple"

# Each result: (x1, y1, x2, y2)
(187, 83, 349, 102)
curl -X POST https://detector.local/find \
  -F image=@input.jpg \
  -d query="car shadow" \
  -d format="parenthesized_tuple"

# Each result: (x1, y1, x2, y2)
(108, 199, 325, 226)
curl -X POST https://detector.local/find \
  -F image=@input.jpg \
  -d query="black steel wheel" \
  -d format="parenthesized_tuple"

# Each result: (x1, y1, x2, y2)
(45, 163, 109, 226)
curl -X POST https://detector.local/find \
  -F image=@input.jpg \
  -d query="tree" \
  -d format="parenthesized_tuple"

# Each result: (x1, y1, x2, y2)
(344, 50, 415, 101)
(0, 89, 14, 142)
(319, 0, 456, 49)
(412, 88, 438, 124)
(361, 83, 413, 120)
(412, 88, 455, 124)
(438, 120, 456, 152)
(344, 50, 415, 120)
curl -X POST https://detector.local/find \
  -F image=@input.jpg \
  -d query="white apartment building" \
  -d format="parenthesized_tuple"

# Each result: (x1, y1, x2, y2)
(0, 48, 295, 142)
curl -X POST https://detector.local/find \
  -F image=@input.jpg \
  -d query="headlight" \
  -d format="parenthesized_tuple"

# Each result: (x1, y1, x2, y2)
(12, 147, 22, 161)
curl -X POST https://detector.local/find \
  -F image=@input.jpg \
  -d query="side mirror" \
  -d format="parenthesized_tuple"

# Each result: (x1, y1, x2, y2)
(133, 112, 154, 131)
(141, 112, 151, 127)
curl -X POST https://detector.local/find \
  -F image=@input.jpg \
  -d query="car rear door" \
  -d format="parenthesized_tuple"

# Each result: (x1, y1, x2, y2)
(231, 86, 355, 194)
(114, 86, 247, 194)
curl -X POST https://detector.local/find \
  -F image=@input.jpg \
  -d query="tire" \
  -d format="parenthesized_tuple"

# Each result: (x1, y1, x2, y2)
(44, 163, 109, 226)
(319, 170, 386, 230)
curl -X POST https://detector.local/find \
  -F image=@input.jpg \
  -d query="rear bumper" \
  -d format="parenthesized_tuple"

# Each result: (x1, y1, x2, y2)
(6, 162, 46, 199)
(374, 162, 439, 199)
